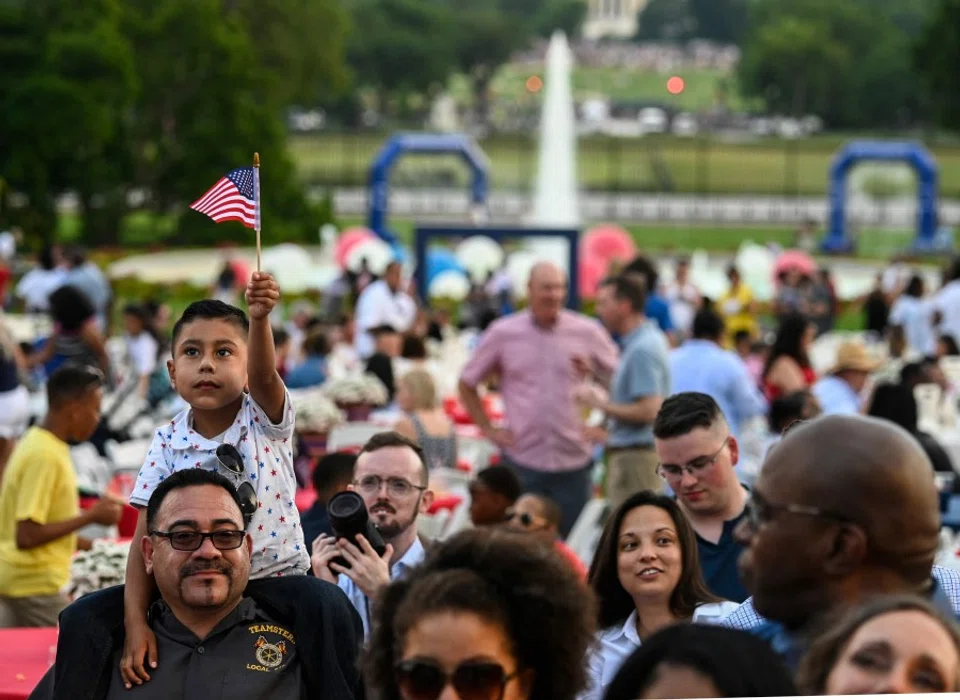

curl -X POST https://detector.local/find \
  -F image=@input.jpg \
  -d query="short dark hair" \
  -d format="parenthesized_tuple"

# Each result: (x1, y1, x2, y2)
(475, 465, 522, 503)
(868, 383, 918, 433)
(624, 255, 660, 292)
(272, 327, 290, 346)
(401, 336, 427, 360)
(692, 308, 725, 340)
(527, 493, 562, 528)
(589, 491, 720, 629)
(769, 390, 814, 434)
(47, 364, 103, 408)
(732, 329, 752, 345)
(312, 452, 357, 495)
(366, 529, 595, 700)
(901, 359, 935, 386)
(49, 285, 95, 331)
(600, 275, 646, 312)
(360, 431, 428, 485)
(145, 468, 243, 532)
(653, 392, 725, 440)
(171, 300, 249, 350)
(603, 624, 798, 700)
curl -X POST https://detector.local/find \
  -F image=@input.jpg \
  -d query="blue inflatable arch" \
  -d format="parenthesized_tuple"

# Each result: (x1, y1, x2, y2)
(822, 141, 939, 253)
(368, 133, 490, 244)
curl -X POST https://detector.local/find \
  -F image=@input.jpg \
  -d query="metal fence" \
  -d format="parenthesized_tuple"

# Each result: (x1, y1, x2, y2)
(292, 130, 960, 199)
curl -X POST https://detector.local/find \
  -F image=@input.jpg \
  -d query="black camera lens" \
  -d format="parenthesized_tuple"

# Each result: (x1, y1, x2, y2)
(327, 491, 386, 569)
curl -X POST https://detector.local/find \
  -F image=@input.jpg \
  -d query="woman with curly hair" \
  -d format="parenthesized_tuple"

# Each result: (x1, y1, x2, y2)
(580, 491, 738, 700)
(797, 595, 960, 695)
(366, 528, 595, 700)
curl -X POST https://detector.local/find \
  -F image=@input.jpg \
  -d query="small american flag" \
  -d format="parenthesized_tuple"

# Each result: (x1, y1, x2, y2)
(190, 167, 258, 228)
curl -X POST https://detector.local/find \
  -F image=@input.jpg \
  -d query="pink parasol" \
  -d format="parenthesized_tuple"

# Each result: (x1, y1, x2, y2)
(335, 227, 376, 269)
(773, 250, 816, 280)
(581, 224, 637, 265)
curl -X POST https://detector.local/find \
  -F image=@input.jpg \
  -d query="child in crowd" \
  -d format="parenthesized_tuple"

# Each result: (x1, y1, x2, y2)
(121, 304, 159, 400)
(0, 365, 123, 627)
(53, 274, 360, 699)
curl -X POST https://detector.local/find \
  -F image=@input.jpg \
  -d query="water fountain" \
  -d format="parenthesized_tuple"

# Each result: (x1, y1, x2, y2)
(528, 31, 579, 267)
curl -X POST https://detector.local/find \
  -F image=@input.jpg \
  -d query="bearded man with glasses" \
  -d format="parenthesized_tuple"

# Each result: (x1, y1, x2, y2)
(312, 431, 435, 637)
(34, 468, 364, 700)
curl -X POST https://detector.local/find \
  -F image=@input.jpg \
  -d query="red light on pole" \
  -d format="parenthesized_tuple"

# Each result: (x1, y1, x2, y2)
(667, 76, 685, 95)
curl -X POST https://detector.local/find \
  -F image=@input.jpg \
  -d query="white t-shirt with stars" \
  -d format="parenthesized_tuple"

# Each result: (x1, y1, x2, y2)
(130, 391, 309, 577)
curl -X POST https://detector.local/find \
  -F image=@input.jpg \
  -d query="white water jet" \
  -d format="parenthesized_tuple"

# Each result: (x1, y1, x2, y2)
(528, 31, 579, 268)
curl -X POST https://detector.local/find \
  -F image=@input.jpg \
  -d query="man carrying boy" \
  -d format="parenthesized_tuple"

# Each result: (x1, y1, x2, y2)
(0, 365, 123, 627)
(54, 274, 363, 700)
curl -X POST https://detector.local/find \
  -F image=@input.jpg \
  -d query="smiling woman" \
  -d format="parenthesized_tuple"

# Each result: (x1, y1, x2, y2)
(797, 595, 960, 695)
(578, 491, 739, 700)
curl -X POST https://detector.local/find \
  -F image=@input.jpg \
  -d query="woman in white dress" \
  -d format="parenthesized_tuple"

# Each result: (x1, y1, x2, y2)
(579, 490, 739, 700)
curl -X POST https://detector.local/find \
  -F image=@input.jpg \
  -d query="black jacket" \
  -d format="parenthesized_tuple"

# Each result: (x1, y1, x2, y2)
(38, 576, 365, 700)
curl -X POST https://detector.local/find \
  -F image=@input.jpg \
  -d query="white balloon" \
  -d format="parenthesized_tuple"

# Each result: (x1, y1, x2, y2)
(455, 236, 504, 280)
(346, 238, 393, 275)
(262, 244, 314, 294)
(428, 270, 471, 301)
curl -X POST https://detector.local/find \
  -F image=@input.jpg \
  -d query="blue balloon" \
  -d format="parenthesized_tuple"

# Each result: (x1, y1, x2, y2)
(426, 248, 465, 286)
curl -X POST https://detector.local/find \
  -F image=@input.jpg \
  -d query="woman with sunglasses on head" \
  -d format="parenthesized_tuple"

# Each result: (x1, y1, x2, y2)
(579, 490, 738, 700)
(366, 528, 595, 700)
(797, 595, 960, 695)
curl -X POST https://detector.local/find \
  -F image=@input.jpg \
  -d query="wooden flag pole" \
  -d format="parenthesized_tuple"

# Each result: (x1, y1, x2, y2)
(253, 152, 261, 272)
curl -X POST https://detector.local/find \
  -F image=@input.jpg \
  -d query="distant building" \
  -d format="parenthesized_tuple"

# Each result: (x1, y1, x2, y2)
(583, 0, 649, 40)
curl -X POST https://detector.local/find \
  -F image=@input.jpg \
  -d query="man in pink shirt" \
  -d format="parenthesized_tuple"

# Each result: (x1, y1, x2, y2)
(459, 262, 619, 535)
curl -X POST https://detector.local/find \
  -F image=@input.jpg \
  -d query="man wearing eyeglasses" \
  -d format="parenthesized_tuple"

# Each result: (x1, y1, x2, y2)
(723, 415, 960, 670)
(653, 392, 750, 603)
(311, 431, 434, 637)
(33, 468, 363, 699)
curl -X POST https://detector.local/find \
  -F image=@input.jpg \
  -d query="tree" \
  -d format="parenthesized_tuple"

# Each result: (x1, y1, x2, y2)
(345, 0, 454, 113)
(123, 0, 321, 246)
(738, 0, 925, 128)
(915, 0, 960, 131)
(689, 0, 749, 44)
(0, 0, 137, 245)
(227, 0, 350, 107)
(635, 0, 697, 42)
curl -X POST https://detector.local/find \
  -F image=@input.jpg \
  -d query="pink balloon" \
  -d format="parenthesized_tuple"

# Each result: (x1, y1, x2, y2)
(581, 224, 636, 265)
(335, 227, 376, 269)
(578, 256, 607, 299)
(773, 250, 816, 281)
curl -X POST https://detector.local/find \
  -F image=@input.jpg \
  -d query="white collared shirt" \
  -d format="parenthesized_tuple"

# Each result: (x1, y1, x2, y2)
(579, 602, 740, 700)
(354, 280, 417, 359)
(131, 391, 309, 578)
(338, 537, 425, 638)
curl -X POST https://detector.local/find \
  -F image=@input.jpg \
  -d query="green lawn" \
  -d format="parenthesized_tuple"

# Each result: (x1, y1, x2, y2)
(449, 65, 748, 112)
(292, 132, 960, 198)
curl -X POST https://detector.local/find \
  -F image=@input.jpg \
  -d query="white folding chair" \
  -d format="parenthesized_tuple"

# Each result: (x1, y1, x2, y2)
(566, 497, 610, 569)
(417, 510, 451, 541)
(104, 438, 153, 472)
(456, 435, 498, 472)
(327, 422, 384, 452)
(71, 443, 113, 494)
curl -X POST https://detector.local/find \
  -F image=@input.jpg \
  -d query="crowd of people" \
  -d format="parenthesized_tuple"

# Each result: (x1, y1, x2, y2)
(0, 240, 958, 698)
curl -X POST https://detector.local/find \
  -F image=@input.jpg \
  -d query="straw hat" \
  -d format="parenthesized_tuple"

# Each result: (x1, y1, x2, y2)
(828, 341, 883, 375)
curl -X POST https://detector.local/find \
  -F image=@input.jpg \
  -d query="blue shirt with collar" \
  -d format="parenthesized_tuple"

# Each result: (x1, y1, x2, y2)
(338, 537, 426, 638)
(669, 339, 767, 438)
(645, 295, 674, 334)
(608, 320, 671, 448)
(812, 375, 863, 415)
(724, 566, 960, 671)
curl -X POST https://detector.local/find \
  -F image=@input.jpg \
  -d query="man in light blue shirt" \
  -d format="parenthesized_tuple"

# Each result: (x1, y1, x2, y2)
(311, 431, 433, 637)
(670, 308, 767, 438)
(586, 275, 670, 508)
(812, 340, 880, 415)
